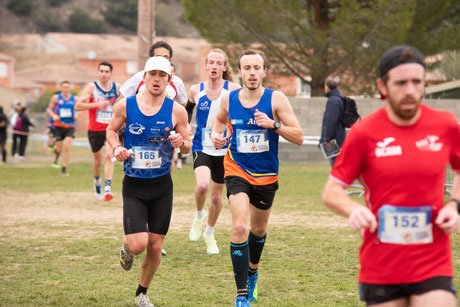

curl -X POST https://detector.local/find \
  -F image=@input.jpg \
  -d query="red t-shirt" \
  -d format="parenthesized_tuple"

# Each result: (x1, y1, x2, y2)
(331, 104, 460, 284)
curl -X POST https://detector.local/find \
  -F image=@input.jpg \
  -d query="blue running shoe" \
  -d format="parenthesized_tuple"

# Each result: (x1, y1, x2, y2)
(235, 296, 250, 307)
(247, 272, 258, 302)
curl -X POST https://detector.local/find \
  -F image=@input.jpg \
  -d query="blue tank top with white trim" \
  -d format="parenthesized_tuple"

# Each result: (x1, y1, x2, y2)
(192, 80, 229, 156)
(56, 93, 76, 126)
(123, 95, 174, 179)
(227, 88, 279, 178)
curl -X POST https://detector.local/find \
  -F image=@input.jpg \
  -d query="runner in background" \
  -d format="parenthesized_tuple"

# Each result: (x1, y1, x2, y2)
(76, 62, 119, 201)
(187, 48, 241, 255)
(47, 80, 77, 176)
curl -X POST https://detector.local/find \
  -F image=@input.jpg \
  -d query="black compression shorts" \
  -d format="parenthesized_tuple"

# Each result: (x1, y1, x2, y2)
(122, 174, 173, 235)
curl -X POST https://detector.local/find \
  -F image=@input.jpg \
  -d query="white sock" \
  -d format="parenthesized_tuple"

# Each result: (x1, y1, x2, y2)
(204, 225, 214, 237)
(196, 210, 205, 220)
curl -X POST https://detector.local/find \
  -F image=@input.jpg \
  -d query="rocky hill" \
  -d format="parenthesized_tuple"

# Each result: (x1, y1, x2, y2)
(0, 0, 199, 37)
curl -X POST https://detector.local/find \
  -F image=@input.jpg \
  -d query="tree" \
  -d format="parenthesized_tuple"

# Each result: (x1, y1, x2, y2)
(104, 0, 138, 31)
(69, 8, 106, 33)
(7, 0, 34, 16)
(183, 0, 460, 95)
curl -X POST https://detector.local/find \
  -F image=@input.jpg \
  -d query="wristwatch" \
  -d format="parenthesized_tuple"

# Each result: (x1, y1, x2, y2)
(272, 121, 281, 131)
(448, 198, 460, 213)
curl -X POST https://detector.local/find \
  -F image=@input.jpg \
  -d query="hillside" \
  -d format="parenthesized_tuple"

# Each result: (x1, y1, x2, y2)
(0, 0, 199, 37)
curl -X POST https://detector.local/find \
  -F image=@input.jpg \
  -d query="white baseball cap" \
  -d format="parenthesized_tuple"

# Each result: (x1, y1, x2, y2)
(144, 56, 171, 75)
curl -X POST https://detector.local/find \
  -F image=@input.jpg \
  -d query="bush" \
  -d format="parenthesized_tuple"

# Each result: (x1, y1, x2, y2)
(68, 8, 105, 33)
(47, 0, 69, 7)
(34, 11, 64, 33)
(104, 0, 137, 31)
(7, 0, 34, 16)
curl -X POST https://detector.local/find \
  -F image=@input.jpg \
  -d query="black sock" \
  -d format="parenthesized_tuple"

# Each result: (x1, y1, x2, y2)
(61, 166, 66, 173)
(248, 231, 266, 266)
(230, 241, 249, 291)
(136, 284, 148, 296)
(248, 266, 258, 277)
(2, 150, 6, 162)
(237, 289, 248, 298)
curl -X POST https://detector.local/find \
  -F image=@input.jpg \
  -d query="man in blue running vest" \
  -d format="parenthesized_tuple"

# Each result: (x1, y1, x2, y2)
(212, 49, 304, 307)
(107, 56, 190, 307)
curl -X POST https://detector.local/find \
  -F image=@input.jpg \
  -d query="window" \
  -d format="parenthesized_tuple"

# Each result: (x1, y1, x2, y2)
(0, 62, 8, 78)
(126, 61, 137, 75)
(297, 77, 312, 97)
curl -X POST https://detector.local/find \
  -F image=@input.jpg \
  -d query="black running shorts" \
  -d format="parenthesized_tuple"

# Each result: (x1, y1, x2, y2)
(122, 174, 173, 235)
(88, 130, 107, 153)
(54, 127, 75, 141)
(193, 151, 225, 184)
(359, 276, 456, 305)
(225, 175, 278, 210)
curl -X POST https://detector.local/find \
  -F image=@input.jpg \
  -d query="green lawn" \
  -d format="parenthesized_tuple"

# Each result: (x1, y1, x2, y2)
(1, 140, 459, 306)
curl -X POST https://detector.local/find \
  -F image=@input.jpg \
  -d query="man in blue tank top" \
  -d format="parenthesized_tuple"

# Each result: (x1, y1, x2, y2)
(211, 49, 304, 307)
(47, 80, 77, 176)
(106, 56, 191, 307)
(186, 48, 241, 255)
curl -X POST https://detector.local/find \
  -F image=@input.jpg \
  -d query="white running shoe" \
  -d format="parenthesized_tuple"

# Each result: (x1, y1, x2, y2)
(135, 293, 154, 307)
(161, 248, 166, 255)
(203, 233, 219, 255)
(189, 212, 206, 241)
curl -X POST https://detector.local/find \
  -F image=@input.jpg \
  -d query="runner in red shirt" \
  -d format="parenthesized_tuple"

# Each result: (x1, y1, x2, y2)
(322, 45, 460, 307)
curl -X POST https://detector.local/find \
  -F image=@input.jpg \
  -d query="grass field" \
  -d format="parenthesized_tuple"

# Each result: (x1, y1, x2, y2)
(1, 140, 460, 306)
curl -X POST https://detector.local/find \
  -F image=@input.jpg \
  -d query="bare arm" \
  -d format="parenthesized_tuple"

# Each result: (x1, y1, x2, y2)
(254, 91, 303, 145)
(75, 83, 107, 111)
(47, 94, 60, 122)
(171, 103, 192, 154)
(211, 92, 229, 149)
(436, 169, 460, 233)
(106, 99, 132, 161)
(322, 178, 377, 233)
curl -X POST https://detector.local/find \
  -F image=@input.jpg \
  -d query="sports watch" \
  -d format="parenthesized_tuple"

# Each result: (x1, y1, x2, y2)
(448, 198, 460, 214)
(272, 121, 281, 131)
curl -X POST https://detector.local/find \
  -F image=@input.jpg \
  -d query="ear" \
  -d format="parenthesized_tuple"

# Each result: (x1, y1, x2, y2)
(376, 78, 388, 97)
(223, 65, 228, 72)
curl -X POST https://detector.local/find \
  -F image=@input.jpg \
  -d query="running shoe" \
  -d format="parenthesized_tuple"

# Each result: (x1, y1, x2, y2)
(94, 180, 102, 201)
(61, 170, 69, 176)
(51, 162, 60, 169)
(189, 212, 206, 241)
(119, 244, 134, 271)
(235, 296, 250, 307)
(203, 233, 219, 255)
(135, 293, 154, 307)
(103, 189, 114, 201)
(161, 249, 166, 256)
(247, 271, 258, 302)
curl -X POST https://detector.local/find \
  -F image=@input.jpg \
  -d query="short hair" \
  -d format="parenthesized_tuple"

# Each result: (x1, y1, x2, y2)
(60, 80, 70, 86)
(98, 62, 113, 72)
(237, 49, 268, 70)
(149, 41, 173, 58)
(325, 78, 338, 90)
(206, 48, 235, 82)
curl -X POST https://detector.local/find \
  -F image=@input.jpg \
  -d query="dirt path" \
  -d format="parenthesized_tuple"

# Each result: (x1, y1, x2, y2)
(0, 189, 348, 239)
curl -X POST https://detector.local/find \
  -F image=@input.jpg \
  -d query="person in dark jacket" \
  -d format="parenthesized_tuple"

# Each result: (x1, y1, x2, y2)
(320, 78, 346, 166)
(12, 106, 34, 159)
(0, 106, 7, 163)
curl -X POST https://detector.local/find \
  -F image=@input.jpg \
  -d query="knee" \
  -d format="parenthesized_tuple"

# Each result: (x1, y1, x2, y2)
(147, 239, 163, 256)
(127, 241, 147, 255)
(210, 193, 222, 206)
(195, 182, 209, 195)
(232, 223, 248, 239)
(250, 226, 267, 238)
